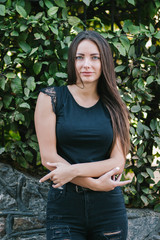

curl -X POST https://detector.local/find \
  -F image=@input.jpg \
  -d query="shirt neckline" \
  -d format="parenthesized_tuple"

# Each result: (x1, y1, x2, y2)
(66, 85, 100, 110)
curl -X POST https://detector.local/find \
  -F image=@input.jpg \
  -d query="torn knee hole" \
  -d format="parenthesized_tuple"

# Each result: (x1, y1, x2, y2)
(104, 230, 121, 236)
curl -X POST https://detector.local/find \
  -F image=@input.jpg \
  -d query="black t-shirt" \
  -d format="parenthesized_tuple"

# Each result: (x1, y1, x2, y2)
(40, 85, 113, 164)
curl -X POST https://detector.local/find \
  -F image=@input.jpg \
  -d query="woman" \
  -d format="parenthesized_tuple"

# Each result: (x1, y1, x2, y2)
(35, 31, 131, 240)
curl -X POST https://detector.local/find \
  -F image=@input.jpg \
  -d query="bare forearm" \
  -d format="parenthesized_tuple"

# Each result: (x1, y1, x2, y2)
(41, 153, 96, 189)
(71, 157, 125, 178)
(41, 152, 70, 170)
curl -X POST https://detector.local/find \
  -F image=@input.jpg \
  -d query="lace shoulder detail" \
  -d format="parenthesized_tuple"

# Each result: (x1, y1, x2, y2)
(40, 87, 56, 113)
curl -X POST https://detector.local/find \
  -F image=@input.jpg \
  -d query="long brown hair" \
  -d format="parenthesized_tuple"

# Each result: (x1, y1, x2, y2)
(67, 31, 130, 156)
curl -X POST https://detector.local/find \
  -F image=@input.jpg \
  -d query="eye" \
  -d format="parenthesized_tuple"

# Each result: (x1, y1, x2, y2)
(92, 56, 100, 60)
(75, 56, 83, 60)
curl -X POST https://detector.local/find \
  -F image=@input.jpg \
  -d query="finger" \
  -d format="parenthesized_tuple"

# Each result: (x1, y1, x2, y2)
(47, 162, 58, 167)
(116, 180, 131, 187)
(39, 171, 54, 183)
(112, 175, 115, 181)
(52, 183, 62, 188)
(107, 167, 120, 177)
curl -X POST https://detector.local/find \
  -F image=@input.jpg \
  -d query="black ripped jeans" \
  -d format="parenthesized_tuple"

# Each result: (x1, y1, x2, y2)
(46, 183, 128, 240)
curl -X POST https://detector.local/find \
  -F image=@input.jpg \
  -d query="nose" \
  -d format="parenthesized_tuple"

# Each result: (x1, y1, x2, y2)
(83, 58, 91, 68)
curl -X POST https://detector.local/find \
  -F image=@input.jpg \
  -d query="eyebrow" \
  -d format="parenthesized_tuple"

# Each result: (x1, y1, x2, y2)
(76, 53, 100, 55)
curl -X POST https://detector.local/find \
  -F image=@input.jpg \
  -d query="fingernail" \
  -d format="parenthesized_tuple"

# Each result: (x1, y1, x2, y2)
(39, 180, 42, 183)
(116, 167, 120, 170)
(47, 162, 50, 165)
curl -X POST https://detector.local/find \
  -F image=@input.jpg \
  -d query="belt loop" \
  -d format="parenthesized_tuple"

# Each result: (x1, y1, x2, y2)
(76, 185, 79, 192)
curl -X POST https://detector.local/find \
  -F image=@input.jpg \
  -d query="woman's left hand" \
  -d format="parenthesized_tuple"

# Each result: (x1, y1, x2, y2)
(39, 162, 76, 188)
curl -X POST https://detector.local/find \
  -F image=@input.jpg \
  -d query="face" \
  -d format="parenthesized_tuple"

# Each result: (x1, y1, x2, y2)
(75, 40, 102, 85)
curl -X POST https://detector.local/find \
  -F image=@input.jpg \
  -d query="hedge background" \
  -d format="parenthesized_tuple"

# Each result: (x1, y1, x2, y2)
(0, 0, 160, 211)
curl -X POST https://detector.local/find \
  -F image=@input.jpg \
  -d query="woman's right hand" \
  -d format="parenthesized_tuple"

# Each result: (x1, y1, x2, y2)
(90, 167, 131, 192)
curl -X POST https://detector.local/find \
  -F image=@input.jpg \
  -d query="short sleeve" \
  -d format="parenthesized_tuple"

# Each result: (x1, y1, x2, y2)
(39, 87, 56, 113)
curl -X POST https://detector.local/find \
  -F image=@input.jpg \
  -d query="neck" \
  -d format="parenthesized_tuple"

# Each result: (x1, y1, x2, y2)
(75, 81, 99, 99)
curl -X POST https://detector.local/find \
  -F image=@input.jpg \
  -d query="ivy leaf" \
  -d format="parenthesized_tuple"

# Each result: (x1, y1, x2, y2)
(141, 172, 149, 178)
(47, 7, 59, 17)
(33, 62, 42, 75)
(0, 75, 5, 90)
(68, 16, 81, 26)
(48, 78, 54, 86)
(140, 195, 149, 206)
(26, 77, 36, 91)
(131, 104, 141, 113)
(137, 121, 143, 136)
(82, 0, 92, 6)
(29, 47, 39, 56)
(115, 65, 126, 72)
(19, 103, 30, 109)
(0, 4, 5, 16)
(55, 72, 67, 78)
(127, 0, 135, 5)
(154, 31, 160, 39)
(137, 174, 143, 183)
(146, 168, 154, 178)
(150, 119, 157, 131)
(44, 0, 54, 8)
(120, 36, 130, 52)
(146, 76, 154, 85)
(3, 95, 13, 108)
(16, 5, 27, 18)
(19, 41, 31, 53)
(54, 0, 66, 8)
(154, 203, 160, 212)
(11, 77, 23, 94)
(149, 23, 155, 33)
(113, 42, 126, 56)
(0, 147, 5, 154)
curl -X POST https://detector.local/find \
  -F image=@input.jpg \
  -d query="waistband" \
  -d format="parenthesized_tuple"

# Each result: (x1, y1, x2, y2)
(65, 182, 92, 193)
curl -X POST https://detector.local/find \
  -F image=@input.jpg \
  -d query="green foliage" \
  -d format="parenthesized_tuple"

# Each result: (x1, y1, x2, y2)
(0, 0, 160, 210)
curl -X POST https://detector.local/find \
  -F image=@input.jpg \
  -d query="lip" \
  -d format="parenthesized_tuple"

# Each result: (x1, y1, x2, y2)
(81, 72, 93, 75)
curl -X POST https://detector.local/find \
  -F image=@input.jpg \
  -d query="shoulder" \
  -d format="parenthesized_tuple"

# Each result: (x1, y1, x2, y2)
(37, 85, 67, 113)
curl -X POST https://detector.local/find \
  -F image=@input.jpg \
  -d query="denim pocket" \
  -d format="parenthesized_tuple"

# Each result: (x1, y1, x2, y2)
(48, 187, 64, 201)
(47, 225, 71, 239)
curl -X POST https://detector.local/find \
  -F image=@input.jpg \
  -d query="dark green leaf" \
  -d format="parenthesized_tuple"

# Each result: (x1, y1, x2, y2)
(33, 62, 42, 75)
(0, 4, 5, 16)
(68, 16, 81, 26)
(140, 195, 149, 206)
(115, 65, 126, 72)
(44, 0, 54, 8)
(113, 42, 126, 56)
(3, 95, 13, 108)
(120, 35, 130, 52)
(154, 203, 160, 212)
(0, 75, 5, 90)
(11, 77, 23, 94)
(19, 102, 30, 109)
(55, 72, 67, 78)
(47, 6, 59, 17)
(16, 5, 27, 18)
(26, 76, 36, 91)
(54, 0, 66, 8)
(154, 31, 160, 39)
(127, 0, 135, 5)
(19, 41, 31, 53)
(131, 104, 141, 113)
(82, 0, 92, 6)
(137, 174, 143, 183)
(146, 168, 154, 178)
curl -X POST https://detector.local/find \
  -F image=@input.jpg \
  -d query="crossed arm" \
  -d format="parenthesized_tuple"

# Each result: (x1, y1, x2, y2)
(34, 93, 131, 191)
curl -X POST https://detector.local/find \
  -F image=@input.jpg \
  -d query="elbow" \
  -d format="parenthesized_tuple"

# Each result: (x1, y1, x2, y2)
(40, 156, 49, 169)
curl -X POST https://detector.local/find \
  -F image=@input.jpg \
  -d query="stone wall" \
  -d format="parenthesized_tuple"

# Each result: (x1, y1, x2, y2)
(0, 162, 160, 240)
